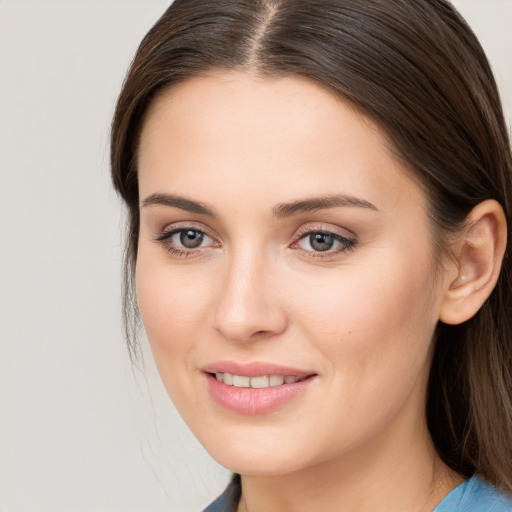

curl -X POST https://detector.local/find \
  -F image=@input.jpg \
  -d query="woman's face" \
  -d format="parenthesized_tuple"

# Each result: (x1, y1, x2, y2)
(136, 72, 450, 475)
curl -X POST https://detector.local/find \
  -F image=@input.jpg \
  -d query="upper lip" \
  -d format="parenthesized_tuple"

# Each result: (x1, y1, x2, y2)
(201, 360, 316, 378)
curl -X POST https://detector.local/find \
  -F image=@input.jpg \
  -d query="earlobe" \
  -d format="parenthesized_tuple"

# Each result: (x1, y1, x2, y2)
(439, 199, 507, 326)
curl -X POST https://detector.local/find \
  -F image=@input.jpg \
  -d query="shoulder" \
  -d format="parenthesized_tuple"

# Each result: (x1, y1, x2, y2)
(434, 475, 512, 512)
(202, 494, 230, 512)
(202, 485, 237, 512)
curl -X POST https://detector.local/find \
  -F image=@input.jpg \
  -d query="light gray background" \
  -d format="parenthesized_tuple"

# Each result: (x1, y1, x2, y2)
(0, 1, 510, 511)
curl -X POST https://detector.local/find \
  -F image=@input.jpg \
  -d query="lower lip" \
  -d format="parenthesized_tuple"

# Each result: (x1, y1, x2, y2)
(205, 373, 315, 415)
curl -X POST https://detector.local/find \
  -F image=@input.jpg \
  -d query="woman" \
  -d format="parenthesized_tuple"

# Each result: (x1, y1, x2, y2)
(110, 1, 512, 510)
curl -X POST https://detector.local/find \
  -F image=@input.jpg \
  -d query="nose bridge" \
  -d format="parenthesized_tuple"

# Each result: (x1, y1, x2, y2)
(212, 241, 286, 342)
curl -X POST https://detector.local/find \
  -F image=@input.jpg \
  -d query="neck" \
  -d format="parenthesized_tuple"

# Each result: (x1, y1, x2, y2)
(238, 414, 462, 512)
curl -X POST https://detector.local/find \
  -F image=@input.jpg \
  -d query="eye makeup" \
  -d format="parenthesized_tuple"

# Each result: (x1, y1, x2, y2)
(153, 221, 220, 258)
(153, 221, 357, 261)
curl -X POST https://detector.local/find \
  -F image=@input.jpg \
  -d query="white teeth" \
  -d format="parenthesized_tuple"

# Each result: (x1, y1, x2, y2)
(269, 375, 285, 386)
(232, 375, 251, 387)
(214, 373, 302, 388)
(250, 376, 270, 388)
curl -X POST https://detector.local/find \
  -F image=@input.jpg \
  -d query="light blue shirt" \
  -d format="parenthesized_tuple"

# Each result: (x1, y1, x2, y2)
(433, 475, 512, 512)
(204, 475, 512, 511)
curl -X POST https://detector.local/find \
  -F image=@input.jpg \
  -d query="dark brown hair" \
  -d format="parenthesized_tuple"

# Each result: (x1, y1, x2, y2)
(111, 0, 512, 493)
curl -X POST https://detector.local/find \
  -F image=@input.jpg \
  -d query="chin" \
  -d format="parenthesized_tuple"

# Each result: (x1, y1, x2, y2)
(196, 427, 312, 476)
(215, 453, 304, 476)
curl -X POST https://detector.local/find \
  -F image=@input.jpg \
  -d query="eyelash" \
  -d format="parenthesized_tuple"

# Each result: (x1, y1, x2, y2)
(154, 225, 357, 259)
(291, 227, 357, 258)
(154, 225, 218, 258)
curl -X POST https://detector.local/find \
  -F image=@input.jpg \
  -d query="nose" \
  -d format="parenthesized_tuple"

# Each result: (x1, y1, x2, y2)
(211, 248, 288, 343)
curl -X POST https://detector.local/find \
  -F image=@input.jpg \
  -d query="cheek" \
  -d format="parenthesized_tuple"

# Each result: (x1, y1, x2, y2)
(278, 256, 440, 459)
(292, 253, 439, 391)
(135, 253, 213, 369)
(135, 254, 222, 424)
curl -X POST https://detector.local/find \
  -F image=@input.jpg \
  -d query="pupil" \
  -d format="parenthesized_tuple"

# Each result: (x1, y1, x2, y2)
(180, 230, 204, 248)
(310, 233, 334, 251)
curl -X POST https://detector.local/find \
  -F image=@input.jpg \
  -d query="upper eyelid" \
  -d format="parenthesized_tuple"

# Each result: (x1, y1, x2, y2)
(156, 221, 217, 239)
(292, 222, 356, 240)
(290, 223, 357, 253)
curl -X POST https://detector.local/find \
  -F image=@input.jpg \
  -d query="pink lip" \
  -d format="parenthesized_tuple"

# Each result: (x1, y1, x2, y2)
(202, 361, 317, 415)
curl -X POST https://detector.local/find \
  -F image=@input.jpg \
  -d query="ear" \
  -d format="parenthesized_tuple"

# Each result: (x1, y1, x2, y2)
(440, 199, 507, 325)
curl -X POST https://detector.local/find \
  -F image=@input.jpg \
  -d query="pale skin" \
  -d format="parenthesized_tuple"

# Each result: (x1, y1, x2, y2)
(135, 71, 507, 512)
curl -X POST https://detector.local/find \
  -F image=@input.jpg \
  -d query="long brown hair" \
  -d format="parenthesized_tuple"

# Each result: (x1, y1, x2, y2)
(111, 0, 512, 492)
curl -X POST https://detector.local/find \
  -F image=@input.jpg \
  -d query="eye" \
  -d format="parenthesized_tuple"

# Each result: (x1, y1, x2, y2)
(302, 232, 336, 252)
(175, 229, 206, 249)
(294, 229, 356, 256)
(154, 226, 218, 256)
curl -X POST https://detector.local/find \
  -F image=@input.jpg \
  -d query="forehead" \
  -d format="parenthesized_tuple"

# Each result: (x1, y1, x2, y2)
(140, 71, 383, 160)
(137, 71, 426, 216)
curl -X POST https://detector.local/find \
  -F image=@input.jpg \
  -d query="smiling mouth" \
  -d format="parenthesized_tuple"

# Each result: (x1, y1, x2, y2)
(212, 373, 309, 388)
(205, 369, 317, 414)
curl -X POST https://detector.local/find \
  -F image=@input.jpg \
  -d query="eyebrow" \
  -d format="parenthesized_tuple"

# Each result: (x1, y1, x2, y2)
(141, 192, 378, 217)
(142, 193, 216, 216)
(273, 194, 378, 218)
